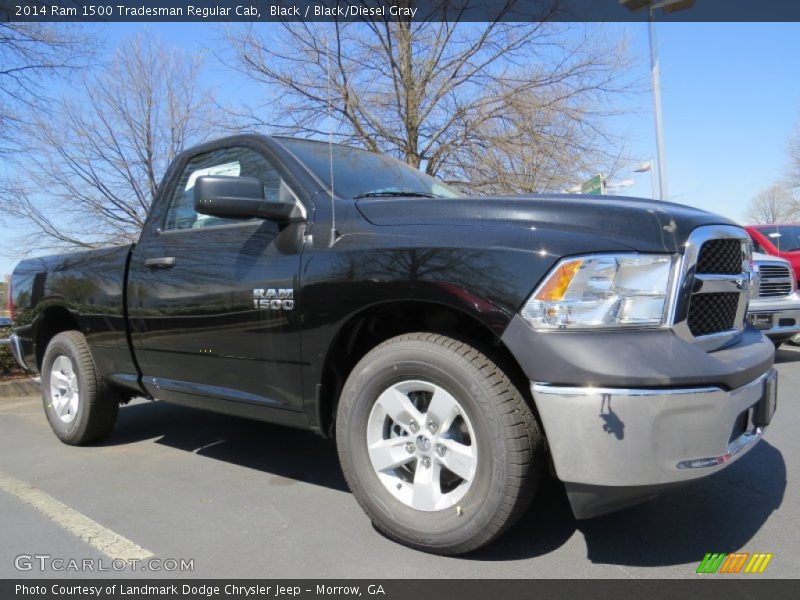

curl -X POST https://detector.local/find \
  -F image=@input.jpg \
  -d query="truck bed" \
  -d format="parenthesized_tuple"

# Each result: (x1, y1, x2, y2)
(10, 245, 141, 395)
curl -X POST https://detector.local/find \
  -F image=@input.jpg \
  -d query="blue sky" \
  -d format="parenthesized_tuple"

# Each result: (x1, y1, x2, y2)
(2, 21, 800, 276)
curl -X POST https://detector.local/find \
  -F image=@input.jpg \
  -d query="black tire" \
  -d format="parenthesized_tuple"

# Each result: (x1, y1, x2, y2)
(336, 333, 544, 555)
(41, 331, 118, 445)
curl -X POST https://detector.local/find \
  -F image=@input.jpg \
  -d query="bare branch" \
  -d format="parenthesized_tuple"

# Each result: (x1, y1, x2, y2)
(221, 18, 637, 194)
(1, 33, 219, 252)
(745, 184, 798, 225)
(0, 23, 96, 154)
(788, 118, 800, 195)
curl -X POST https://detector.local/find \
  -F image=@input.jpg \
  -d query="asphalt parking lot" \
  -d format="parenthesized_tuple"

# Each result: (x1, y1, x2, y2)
(1, 348, 797, 579)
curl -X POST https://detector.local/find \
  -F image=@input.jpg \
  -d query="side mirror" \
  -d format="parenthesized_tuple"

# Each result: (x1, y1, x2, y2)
(193, 176, 304, 222)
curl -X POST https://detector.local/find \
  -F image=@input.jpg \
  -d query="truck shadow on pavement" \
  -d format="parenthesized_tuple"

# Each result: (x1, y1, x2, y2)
(472, 440, 786, 566)
(104, 400, 348, 492)
(774, 346, 800, 363)
(103, 400, 786, 567)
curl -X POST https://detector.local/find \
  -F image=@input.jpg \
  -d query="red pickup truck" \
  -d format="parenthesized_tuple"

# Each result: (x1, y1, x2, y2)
(745, 224, 800, 283)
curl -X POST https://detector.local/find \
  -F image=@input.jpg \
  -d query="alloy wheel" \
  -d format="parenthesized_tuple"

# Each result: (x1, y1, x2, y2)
(366, 380, 478, 512)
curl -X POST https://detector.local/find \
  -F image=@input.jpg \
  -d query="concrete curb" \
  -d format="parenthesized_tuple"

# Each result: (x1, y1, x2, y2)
(0, 378, 40, 398)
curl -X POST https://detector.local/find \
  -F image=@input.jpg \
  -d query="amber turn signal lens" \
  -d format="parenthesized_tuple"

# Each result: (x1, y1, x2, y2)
(534, 259, 582, 301)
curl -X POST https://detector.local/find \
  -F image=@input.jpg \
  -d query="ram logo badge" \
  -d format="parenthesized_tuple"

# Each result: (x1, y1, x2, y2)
(253, 288, 294, 311)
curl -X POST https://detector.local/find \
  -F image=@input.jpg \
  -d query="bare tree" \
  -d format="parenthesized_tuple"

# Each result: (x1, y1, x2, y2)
(222, 18, 636, 193)
(453, 86, 629, 194)
(2, 34, 218, 250)
(745, 184, 798, 225)
(789, 120, 800, 194)
(0, 22, 94, 153)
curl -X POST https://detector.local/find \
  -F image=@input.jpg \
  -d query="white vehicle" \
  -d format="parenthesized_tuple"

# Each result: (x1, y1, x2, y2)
(748, 252, 800, 348)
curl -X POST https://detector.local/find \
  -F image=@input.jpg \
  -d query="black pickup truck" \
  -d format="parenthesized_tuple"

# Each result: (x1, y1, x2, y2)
(9, 134, 777, 554)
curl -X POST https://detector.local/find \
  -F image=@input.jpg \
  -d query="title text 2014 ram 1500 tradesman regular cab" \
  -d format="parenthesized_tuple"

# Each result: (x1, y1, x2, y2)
(8, 135, 778, 554)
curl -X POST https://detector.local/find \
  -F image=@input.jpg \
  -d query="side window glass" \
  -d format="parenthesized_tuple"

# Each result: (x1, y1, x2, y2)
(749, 235, 764, 254)
(763, 229, 783, 251)
(163, 146, 282, 230)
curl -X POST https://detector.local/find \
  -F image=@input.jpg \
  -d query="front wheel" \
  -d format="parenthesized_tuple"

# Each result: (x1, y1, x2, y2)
(42, 331, 119, 445)
(336, 333, 544, 555)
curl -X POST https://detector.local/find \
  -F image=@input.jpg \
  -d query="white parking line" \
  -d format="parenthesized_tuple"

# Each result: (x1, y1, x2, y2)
(0, 471, 153, 561)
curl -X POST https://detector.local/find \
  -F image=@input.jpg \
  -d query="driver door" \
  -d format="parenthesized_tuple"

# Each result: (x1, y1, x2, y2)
(128, 143, 306, 415)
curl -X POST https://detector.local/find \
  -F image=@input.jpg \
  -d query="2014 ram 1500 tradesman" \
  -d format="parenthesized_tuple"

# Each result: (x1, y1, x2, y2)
(8, 135, 778, 555)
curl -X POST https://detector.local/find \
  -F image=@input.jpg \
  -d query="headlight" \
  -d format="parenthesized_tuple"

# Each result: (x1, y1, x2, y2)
(521, 254, 676, 330)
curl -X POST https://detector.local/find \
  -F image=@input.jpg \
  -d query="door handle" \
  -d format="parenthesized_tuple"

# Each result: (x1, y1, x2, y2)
(144, 257, 176, 268)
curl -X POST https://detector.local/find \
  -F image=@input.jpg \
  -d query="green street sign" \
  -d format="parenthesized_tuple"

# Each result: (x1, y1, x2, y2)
(581, 174, 605, 195)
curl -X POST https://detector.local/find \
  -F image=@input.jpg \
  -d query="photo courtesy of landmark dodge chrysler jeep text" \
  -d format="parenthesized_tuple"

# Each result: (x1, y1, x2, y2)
(8, 135, 778, 555)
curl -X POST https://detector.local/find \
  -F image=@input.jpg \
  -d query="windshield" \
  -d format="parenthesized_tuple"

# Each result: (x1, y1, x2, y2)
(755, 226, 800, 252)
(278, 138, 460, 199)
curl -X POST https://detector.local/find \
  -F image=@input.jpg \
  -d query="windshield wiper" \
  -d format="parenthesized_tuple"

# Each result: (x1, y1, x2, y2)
(353, 191, 441, 199)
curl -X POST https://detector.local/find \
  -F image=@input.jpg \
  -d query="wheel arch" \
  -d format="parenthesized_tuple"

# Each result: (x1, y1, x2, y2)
(314, 299, 532, 437)
(33, 305, 82, 371)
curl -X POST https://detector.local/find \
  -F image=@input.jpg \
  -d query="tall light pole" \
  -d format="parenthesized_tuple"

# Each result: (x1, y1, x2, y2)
(621, 0, 694, 201)
(648, 14, 667, 201)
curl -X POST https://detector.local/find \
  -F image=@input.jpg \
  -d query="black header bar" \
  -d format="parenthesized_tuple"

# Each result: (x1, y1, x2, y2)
(4, 579, 800, 600)
(3, 0, 800, 23)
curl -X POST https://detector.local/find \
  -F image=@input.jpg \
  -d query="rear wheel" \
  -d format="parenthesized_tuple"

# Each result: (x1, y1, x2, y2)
(336, 333, 544, 555)
(41, 331, 118, 445)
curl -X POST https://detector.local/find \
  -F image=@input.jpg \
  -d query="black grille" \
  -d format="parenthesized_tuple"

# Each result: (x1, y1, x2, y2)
(696, 239, 743, 274)
(758, 264, 793, 298)
(687, 292, 739, 336)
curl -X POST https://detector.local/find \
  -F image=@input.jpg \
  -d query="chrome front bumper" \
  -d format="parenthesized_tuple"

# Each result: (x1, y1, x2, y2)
(8, 334, 30, 371)
(531, 369, 777, 489)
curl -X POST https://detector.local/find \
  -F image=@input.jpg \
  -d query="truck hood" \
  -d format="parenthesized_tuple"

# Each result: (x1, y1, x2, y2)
(355, 194, 737, 254)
